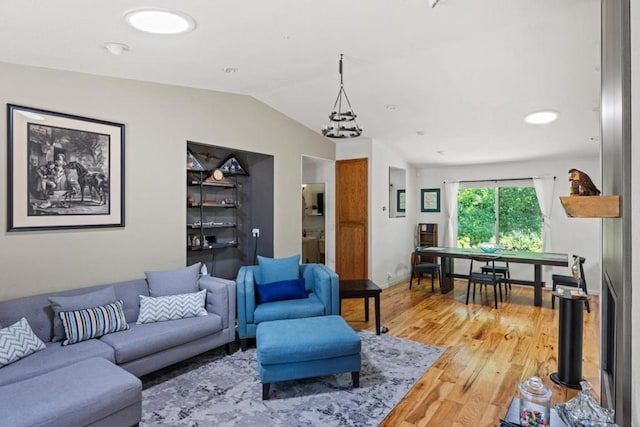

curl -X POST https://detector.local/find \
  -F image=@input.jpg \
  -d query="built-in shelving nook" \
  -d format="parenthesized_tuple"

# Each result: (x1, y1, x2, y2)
(559, 195, 620, 218)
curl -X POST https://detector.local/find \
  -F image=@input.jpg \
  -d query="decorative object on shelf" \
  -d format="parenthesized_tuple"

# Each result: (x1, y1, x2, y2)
(187, 148, 219, 171)
(218, 154, 249, 176)
(186, 171, 200, 184)
(420, 188, 441, 212)
(7, 104, 125, 231)
(568, 168, 600, 196)
(321, 54, 363, 139)
(204, 168, 230, 184)
(187, 150, 206, 171)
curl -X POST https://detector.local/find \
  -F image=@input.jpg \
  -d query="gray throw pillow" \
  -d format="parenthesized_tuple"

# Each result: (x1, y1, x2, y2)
(49, 286, 117, 342)
(145, 263, 202, 297)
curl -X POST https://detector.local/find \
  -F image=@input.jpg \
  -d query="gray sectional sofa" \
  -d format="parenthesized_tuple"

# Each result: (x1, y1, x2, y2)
(0, 271, 236, 427)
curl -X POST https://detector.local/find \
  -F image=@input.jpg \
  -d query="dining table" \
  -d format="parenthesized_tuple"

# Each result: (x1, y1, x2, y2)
(415, 246, 568, 306)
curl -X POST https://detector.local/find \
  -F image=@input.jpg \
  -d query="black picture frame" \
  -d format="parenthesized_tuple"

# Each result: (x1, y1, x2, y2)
(421, 188, 440, 212)
(7, 104, 125, 231)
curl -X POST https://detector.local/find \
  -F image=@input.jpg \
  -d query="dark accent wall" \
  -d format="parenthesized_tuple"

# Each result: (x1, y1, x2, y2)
(186, 142, 274, 278)
(600, 0, 632, 424)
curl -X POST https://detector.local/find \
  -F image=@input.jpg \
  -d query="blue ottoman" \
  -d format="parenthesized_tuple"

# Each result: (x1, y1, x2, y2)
(256, 315, 361, 400)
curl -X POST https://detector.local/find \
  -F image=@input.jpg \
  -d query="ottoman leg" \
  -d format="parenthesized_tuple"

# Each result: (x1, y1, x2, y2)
(262, 383, 271, 400)
(351, 371, 360, 388)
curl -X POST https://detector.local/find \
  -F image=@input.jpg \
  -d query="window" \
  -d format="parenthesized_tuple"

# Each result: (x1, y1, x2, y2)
(457, 186, 542, 252)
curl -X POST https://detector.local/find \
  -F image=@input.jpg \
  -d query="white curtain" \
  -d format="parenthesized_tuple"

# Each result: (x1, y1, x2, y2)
(444, 181, 460, 247)
(532, 176, 556, 254)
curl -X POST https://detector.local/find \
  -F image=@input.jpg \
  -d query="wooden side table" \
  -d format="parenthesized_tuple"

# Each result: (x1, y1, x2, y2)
(339, 279, 387, 335)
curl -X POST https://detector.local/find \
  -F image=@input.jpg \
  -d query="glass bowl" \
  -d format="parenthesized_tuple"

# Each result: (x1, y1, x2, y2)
(478, 243, 499, 253)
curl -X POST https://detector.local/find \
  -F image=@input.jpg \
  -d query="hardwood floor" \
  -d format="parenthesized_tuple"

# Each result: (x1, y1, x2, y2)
(340, 279, 600, 427)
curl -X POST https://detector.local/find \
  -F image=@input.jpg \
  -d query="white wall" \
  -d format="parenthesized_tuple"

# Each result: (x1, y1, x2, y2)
(0, 62, 334, 301)
(415, 155, 602, 294)
(336, 139, 415, 288)
(371, 140, 416, 287)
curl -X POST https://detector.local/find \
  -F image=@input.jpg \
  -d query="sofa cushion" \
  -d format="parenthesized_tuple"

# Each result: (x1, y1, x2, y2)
(145, 263, 201, 297)
(98, 314, 223, 364)
(254, 293, 325, 323)
(0, 357, 141, 427)
(59, 300, 129, 346)
(0, 318, 46, 367)
(48, 286, 117, 342)
(256, 278, 308, 304)
(136, 289, 208, 324)
(257, 254, 300, 283)
(0, 339, 115, 387)
(256, 315, 361, 365)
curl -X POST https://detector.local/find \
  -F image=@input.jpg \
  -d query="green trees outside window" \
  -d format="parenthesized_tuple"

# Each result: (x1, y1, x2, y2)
(457, 187, 542, 252)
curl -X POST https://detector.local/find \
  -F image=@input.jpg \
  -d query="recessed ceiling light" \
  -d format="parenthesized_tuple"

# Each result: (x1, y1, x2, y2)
(524, 110, 559, 124)
(125, 8, 196, 35)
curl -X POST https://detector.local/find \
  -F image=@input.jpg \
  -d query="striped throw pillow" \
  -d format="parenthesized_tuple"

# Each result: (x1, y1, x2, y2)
(59, 300, 129, 346)
(136, 289, 208, 324)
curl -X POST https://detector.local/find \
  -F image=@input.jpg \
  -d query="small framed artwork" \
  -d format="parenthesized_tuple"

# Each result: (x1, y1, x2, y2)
(421, 188, 440, 212)
(397, 189, 406, 213)
(7, 104, 125, 231)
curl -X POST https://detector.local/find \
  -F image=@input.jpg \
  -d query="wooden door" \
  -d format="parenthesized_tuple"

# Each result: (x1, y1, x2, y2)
(336, 158, 368, 279)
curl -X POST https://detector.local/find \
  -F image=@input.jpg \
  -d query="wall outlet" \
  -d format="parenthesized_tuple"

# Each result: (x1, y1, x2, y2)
(252, 228, 260, 237)
(386, 272, 392, 280)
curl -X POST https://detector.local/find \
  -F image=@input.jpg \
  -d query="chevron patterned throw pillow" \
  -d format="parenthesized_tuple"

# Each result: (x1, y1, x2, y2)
(0, 317, 46, 367)
(136, 289, 208, 324)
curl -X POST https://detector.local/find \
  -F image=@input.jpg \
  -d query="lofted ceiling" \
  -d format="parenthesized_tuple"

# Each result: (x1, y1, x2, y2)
(0, 0, 601, 167)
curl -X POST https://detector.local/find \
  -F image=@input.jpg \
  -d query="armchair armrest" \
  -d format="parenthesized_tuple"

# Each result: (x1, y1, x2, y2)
(198, 275, 236, 330)
(300, 264, 339, 315)
(236, 266, 259, 337)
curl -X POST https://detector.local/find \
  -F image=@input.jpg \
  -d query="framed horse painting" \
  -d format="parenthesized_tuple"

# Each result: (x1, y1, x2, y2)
(7, 104, 125, 231)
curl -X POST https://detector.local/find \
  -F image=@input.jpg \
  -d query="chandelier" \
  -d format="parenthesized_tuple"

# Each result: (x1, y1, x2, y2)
(321, 54, 363, 138)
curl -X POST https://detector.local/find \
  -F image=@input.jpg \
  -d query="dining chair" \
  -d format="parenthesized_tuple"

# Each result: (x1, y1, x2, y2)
(466, 255, 502, 309)
(551, 255, 590, 313)
(409, 251, 440, 292)
(481, 261, 511, 295)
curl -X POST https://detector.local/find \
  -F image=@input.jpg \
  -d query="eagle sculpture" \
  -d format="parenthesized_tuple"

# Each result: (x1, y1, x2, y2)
(568, 168, 601, 196)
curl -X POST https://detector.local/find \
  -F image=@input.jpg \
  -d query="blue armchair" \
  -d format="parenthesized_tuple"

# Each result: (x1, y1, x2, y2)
(236, 263, 339, 350)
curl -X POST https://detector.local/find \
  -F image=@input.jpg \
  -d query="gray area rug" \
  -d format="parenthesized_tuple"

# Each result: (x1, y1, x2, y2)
(141, 330, 445, 426)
